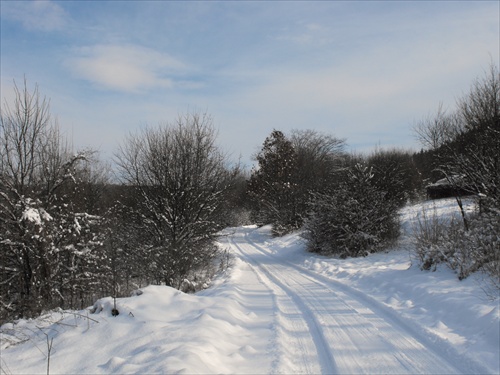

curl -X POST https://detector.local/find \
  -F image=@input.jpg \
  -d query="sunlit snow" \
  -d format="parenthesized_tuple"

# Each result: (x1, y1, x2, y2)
(1, 198, 498, 374)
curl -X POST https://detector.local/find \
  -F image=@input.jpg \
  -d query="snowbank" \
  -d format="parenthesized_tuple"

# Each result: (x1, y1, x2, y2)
(1, 198, 498, 374)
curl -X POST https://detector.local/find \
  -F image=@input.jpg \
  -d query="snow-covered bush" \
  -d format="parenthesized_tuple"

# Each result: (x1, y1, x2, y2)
(0, 80, 108, 323)
(412, 203, 500, 294)
(447, 213, 499, 282)
(304, 164, 400, 257)
(412, 205, 454, 271)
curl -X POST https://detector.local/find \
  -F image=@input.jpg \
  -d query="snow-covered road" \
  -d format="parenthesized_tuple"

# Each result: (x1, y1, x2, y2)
(226, 226, 466, 375)
(2, 199, 498, 374)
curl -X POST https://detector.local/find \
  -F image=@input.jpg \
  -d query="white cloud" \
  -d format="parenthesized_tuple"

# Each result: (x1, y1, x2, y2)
(1, 0, 68, 31)
(66, 44, 189, 93)
(3, 1, 496, 167)
(212, 7, 498, 156)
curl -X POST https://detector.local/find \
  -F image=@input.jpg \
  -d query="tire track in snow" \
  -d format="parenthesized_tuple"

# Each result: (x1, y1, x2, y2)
(229, 230, 338, 374)
(279, 268, 453, 374)
(244, 230, 490, 375)
(232, 227, 489, 375)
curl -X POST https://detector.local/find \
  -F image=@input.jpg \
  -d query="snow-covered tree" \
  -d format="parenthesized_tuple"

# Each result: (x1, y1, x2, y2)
(115, 112, 238, 288)
(247, 130, 300, 235)
(414, 64, 500, 211)
(248, 129, 347, 236)
(304, 163, 400, 257)
(412, 64, 499, 287)
(454, 64, 500, 212)
(248, 129, 348, 236)
(0, 79, 106, 322)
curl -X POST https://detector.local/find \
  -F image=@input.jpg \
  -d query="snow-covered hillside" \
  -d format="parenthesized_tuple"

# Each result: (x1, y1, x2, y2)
(1, 198, 498, 374)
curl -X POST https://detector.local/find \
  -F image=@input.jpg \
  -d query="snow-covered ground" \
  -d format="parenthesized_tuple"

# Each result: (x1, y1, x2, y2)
(1, 198, 498, 374)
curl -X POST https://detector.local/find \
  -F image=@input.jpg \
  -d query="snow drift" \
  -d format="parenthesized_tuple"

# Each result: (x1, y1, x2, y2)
(1, 198, 498, 374)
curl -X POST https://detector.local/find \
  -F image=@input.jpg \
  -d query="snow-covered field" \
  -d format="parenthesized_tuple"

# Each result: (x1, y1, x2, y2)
(1, 198, 498, 374)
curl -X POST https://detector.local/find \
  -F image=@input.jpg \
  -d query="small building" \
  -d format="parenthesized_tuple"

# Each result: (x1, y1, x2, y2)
(426, 176, 474, 199)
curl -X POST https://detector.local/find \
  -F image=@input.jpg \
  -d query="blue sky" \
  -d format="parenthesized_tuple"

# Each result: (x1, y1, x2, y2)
(1, 1, 499, 168)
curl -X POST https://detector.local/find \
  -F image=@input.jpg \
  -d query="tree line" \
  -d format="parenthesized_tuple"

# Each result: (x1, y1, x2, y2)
(1, 64, 498, 322)
(0, 81, 243, 322)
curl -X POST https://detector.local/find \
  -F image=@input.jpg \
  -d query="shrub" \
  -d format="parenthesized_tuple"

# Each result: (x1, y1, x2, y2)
(304, 164, 400, 257)
(412, 202, 500, 296)
(412, 205, 455, 271)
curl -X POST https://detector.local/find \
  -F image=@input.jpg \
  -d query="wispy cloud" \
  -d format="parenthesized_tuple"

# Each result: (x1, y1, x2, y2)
(65, 44, 190, 93)
(277, 22, 335, 47)
(1, 1, 498, 165)
(1, 0, 68, 32)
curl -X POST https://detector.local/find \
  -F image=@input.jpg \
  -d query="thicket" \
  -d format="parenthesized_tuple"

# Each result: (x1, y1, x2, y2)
(366, 148, 423, 205)
(247, 131, 414, 255)
(412, 64, 499, 290)
(0, 81, 241, 323)
(0, 80, 110, 322)
(414, 207, 499, 281)
(247, 129, 346, 236)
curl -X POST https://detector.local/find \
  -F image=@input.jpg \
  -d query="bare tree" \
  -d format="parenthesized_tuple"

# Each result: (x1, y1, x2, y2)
(454, 64, 500, 211)
(411, 64, 500, 291)
(290, 129, 346, 190)
(416, 65, 499, 208)
(115, 112, 238, 287)
(412, 103, 464, 151)
(0, 79, 104, 322)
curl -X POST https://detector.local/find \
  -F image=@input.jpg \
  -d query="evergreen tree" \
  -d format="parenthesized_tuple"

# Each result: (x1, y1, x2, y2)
(304, 163, 400, 257)
(247, 130, 300, 236)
